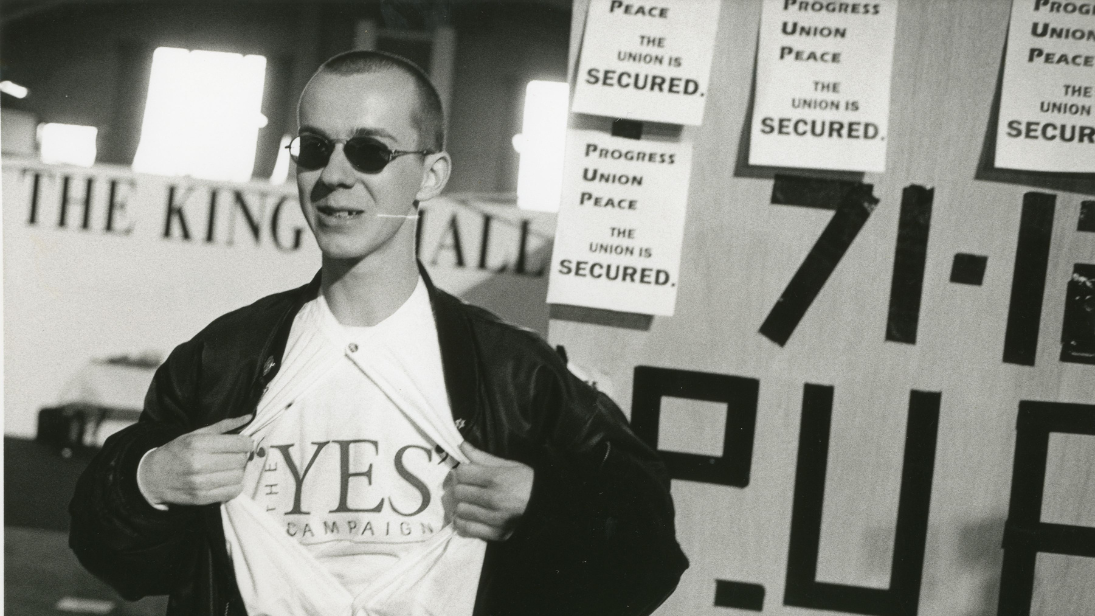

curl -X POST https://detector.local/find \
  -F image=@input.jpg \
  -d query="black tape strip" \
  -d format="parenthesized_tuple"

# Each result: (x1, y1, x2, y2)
(1079, 201, 1095, 232)
(548, 304, 653, 331)
(1005, 522, 1095, 556)
(1003, 192, 1056, 366)
(714, 580, 765, 611)
(950, 253, 988, 286)
(997, 400, 1095, 616)
(630, 366, 759, 487)
(771, 174, 864, 210)
(885, 186, 934, 344)
(784, 385, 940, 616)
(759, 183, 879, 346)
(1060, 263, 1095, 365)
(611, 119, 643, 140)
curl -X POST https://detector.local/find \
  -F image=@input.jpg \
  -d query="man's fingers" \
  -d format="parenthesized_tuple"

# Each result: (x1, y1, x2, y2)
(191, 484, 245, 505)
(158, 467, 246, 505)
(453, 517, 505, 541)
(189, 453, 250, 475)
(455, 502, 508, 526)
(189, 434, 255, 454)
(191, 414, 254, 436)
(453, 484, 495, 509)
(452, 463, 495, 487)
(204, 468, 246, 487)
(180, 467, 243, 491)
(143, 418, 254, 507)
(459, 442, 505, 466)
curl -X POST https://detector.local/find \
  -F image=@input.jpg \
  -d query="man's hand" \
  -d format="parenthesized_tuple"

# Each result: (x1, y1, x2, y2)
(138, 415, 254, 506)
(451, 442, 534, 541)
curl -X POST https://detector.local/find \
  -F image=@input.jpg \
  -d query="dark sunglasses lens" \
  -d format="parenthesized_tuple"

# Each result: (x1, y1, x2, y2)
(344, 139, 392, 173)
(292, 136, 332, 170)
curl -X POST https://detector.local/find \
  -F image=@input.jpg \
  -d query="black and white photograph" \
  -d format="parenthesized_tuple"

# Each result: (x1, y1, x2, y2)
(2, 1, 1093, 615)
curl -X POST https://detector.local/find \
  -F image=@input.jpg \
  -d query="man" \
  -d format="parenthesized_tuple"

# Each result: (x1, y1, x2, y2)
(70, 50, 687, 616)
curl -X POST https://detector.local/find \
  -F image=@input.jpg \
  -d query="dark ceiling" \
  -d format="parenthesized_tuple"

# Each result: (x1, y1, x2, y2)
(1, 0, 574, 28)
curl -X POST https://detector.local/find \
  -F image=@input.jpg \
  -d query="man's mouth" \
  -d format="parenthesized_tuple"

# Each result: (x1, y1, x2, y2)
(315, 205, 365, 219)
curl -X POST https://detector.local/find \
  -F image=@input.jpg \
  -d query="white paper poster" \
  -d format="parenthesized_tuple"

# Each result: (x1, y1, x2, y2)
(547, 129, 693, 316)
(571, 0, 722, 126)
(749, 0, 898, 172)
(995, 0, 1095, 173)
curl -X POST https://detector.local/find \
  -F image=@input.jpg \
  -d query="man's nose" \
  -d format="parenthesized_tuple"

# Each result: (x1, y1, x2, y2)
(318, 143, 357, 187)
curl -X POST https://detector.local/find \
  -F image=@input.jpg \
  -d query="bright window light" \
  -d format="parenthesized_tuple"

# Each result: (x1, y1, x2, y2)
(515, 80, 568, 212)
(270, 134, 293, 185)
(0, 80, 29, 99)
(133, 47, 267, 182)
(38, 123, 98, 167)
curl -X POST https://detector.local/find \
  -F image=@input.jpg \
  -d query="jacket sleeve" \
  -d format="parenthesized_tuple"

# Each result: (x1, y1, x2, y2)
(68, 339, 206, 600)
(487, 362, 690, 616)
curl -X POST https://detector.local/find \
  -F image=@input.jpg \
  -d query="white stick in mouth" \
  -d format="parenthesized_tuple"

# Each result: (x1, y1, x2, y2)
(375, 214, 420, 219)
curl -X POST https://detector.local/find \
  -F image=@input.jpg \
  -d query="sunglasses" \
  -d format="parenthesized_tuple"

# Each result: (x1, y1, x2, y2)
(287, 135, 434, 174)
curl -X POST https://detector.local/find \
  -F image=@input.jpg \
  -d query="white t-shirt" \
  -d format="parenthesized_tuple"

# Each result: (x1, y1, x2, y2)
(241, 280, 459, 598)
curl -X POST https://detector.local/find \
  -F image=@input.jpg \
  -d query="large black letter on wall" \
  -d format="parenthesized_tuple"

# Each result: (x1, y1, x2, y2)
(631, 366, 759, 487)
(1002, 192, 1056, 366)
(997, 400, 1095, 616)
(631, 366, 763, 611)
(784, 385, 940, 616)
(759, 175, 879, 347)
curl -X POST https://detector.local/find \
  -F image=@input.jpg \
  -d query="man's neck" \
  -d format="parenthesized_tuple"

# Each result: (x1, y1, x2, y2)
(320, 251, 420, 327)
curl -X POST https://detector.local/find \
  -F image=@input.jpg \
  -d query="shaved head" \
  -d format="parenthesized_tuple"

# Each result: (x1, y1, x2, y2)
(309, 50, 445, 152)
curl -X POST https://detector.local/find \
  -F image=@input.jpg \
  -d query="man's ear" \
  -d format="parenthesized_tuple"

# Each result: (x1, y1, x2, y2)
(416, 151, 452, 202)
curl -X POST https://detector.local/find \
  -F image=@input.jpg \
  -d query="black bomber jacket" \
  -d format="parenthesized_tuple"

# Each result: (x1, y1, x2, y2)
(69, 269, 689, 616)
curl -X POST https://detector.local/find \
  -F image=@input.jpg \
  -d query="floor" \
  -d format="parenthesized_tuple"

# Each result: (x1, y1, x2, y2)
(5, 526, 169, 616)
(6, 437, 169, 615)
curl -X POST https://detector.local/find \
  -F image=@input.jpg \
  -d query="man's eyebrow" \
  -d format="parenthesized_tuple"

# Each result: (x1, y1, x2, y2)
(351, 127, 398, 141)
(297, 125, 400, 142)
(297, 125, 329, 138)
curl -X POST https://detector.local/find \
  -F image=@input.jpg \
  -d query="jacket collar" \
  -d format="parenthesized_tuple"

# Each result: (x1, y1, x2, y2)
(418, 263, 481, 436)
(268, 264, 480, 435)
